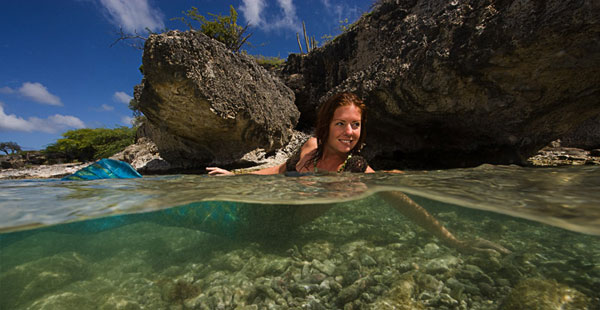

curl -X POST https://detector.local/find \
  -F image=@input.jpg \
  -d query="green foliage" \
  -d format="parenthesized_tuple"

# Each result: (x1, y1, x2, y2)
(252, 55, 285, 70)
(128, 98, 142, 118)
(0, 142, 21, 155)
(173, 5, 251, 53)
(44, 127, 135, 162)
(338, 18, 350, 32)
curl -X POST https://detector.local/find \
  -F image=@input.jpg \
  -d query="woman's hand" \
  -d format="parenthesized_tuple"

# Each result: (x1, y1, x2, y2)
(206, 167, 234, 176)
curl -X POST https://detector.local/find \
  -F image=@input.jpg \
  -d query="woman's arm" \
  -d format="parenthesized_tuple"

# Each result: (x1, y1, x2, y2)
(207, 138, 318, 176)
(206, 163, 286, 175)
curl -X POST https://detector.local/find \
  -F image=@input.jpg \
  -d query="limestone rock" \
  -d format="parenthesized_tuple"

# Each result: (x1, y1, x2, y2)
(138, 30, 299, 167)
(0, 162, 89, 179)
(110, 136, 171, 173)
(283, 0, 600, 168)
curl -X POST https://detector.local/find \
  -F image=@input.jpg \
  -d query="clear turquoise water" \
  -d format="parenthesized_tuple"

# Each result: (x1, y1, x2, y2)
(1, 165, 599, 309)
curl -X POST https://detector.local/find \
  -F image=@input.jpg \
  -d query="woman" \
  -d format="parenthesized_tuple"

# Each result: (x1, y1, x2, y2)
(208, 93, 509, 254)
(208, 92, 373, 175)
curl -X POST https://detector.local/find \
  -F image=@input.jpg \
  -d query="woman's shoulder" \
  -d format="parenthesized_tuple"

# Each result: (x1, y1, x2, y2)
(302, 137, 318, 151)
(286, 137, 317, 172)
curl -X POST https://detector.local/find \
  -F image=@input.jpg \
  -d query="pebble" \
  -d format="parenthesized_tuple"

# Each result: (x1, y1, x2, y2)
(424, 255, 461, 274)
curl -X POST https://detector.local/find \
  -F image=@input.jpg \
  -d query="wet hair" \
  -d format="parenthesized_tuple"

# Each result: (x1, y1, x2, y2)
(310, 92, 367, 165)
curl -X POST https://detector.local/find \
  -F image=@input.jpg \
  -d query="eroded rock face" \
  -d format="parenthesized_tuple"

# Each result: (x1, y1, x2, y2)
(284, 0, 600, 168)
(559, 115, 600, 150)
(139, 31, 299, 167)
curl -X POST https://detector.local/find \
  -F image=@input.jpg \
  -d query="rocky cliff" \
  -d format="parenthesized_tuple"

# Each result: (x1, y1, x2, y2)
(129, 0, 599, 172)
(284, 0, 600, 168)
(137, 31, 299, 168)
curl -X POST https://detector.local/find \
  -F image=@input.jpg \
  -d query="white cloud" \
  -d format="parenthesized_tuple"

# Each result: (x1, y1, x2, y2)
(101, 104, 115, 111)
(121, 115, 134, 125)
(240, 0, 266, 26)
(0, 86, 15, 94)
(19, 82, 62, 106)
(99, 0, 165, 34)
(0, 103, 85, 133)
(1, 82, 63, 106)
(113, 91, 133, 104)
(271, 0, 300, 30)
(240, 0, 300, 32)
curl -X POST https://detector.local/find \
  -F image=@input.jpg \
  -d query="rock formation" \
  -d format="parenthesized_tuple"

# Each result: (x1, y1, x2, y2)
(559, 115, 600, 150)
(137, 31, 299, 168)
(283, 0, 600, 168)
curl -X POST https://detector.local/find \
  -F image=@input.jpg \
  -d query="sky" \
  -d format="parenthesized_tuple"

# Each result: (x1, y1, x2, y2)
(0, 0, 373, 151)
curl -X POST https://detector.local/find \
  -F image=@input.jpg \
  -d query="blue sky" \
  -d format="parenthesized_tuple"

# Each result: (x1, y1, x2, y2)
(0, 0, 372, 151)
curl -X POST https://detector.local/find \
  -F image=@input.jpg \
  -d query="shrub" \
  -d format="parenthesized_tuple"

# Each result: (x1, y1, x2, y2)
(0, 142, 21, 155)
(173, 5, 251, 53)
(44, 127, 135, 162)
(252, 55, 286, 70)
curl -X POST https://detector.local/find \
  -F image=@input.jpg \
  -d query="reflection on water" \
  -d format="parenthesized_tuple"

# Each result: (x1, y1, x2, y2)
(0, 165, 599, 309)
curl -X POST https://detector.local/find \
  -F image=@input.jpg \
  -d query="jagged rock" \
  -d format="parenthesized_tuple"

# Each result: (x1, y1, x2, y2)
(138, 30, 299, 168)
(283, 0, 600, 168)
(526, 145, 600, 166)
(110, 136, 171, 173)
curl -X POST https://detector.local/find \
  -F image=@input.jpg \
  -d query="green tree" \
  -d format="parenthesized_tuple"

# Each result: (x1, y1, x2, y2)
(0, 142, 22, 155)
(44, 127, 135, 162)
(173, 5, 252, 52)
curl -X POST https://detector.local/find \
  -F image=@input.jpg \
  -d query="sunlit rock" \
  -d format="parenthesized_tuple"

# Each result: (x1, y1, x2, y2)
(138, 30, 299, 168)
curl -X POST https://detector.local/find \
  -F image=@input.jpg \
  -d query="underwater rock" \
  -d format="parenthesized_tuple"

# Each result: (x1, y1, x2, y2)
(422, 243, 441, 258)
(100, 296, 142, 310)
(336, 275, 377, 307)
(283, 0, 600, 168)
(28, 292, 92, 310)
(367, 275, 423, 310)
(423, 255, 462, 274)
(312, 259, 336, 276)
(500, 278, 591, 310)
(301, 240, 334, 261)
(138, 30, 299, 168)
(0, 252, 90, 309)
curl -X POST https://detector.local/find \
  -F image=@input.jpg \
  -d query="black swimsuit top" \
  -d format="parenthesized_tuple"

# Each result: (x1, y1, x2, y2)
(284, 146, 369, 173)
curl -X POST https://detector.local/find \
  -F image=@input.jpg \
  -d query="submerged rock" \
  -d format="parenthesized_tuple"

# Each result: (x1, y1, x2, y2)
(500, 278, 591, 310)
(0, 252, 90, 309)
(284, 0, 600, 168)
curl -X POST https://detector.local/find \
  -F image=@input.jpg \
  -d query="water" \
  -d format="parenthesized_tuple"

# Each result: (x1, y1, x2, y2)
(0, 165, 599, 309)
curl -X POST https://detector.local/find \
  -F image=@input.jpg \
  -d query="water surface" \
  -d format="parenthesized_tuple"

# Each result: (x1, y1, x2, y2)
(1, 165, 599, 309)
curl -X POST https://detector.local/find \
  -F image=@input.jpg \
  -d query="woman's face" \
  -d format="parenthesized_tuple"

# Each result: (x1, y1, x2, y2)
(325, 104, 362, 155)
